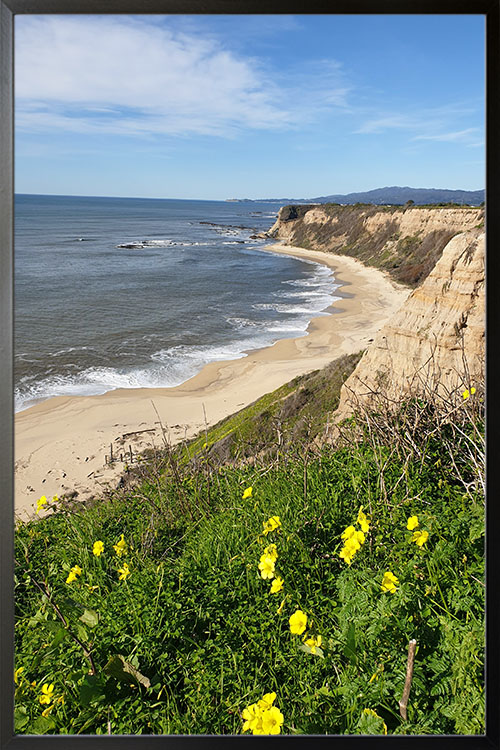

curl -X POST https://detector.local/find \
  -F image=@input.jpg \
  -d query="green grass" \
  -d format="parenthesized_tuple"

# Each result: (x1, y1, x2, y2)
(181, 352, 362, 464)
(14, 386, 484, 736)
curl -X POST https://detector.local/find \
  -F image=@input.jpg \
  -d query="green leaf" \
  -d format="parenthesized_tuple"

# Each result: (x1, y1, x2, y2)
(355, 709, 387, 735)
(76, 623, 88, 642)
(79, 609, 99, 628)
(104, 654, 151, 688)
(32, 715, 56, 734)
(51, 627, 67, 648)
(78, 674, 105, 707)
(299, 643, 325, 658)
(14, 706, 29, 731)
(318, 686, 333, 697)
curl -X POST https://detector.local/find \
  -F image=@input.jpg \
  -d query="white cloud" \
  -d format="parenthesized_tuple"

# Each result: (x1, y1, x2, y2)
(354, 114, 417, 134)
(15, 16, 349, 138)
(412, 127, 480, 142)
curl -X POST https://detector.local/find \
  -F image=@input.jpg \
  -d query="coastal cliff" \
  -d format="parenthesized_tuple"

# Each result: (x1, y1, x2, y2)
(269, 203, 484, 414)
(335, 229, 485, 415)
(269, 203, 483, 287)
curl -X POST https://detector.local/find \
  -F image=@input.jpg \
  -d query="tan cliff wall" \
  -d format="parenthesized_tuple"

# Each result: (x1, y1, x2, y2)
(335, 229, 485, 417)
(269, 204, 483, 287)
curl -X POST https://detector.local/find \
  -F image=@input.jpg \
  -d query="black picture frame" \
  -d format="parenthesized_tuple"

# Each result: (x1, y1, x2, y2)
(1, 2, 498, 747)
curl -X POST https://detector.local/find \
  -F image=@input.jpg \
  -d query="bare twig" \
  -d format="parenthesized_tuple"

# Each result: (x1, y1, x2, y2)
(150, 400, 170, 449)
(399, 638, 417, 720)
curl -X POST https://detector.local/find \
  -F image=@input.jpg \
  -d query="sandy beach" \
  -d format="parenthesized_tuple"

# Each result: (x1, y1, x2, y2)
(15, 243, 410, 518)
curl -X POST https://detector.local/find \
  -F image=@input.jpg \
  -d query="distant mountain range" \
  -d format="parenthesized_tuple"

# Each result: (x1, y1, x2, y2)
(228, 186, 485, 206)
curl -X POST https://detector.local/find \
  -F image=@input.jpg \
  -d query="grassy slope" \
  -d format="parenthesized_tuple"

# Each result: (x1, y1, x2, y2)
(178, 351, 362, 466)
(14, 370, 485, 735)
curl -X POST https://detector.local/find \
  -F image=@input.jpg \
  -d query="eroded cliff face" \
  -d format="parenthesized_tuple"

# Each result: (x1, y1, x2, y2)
(269, 204, 483, 287)
(335, 229, 485, 417)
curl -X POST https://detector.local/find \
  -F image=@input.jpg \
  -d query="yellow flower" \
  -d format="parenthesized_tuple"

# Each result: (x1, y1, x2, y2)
(339, 545, 355, 565)
(66, 565, 82, 584)
(276, 597, 286, 615)
(303, 634, 322, 654)
(242, 486, 253, 499)
(463, 387, 476, 400)
(270, 576, 284, 594)
(258, 554, 275, 580)
(41, 706, 53, 718)
(258, 692, 276, 711)
(412, 529, 429, 547)
(39, 683, 54, 705)
(263, 543, 278, 561)
(354, 530, 365, 546)
(369, 665, 384, 683)
(263, 516, 281, 535)
(289, 609, 307, 635)
(407, 515, 419, 531)
(14, 666, 24, 685)
(339, 530, 364, 564)
(113, 534, 127, 557)
(357, 506, 371, 533)
(241, 693, 284, 735)
(341, 525, 357, 541)
(381, 571, 399, 594)
(118, 562, 130, 581)
(92, 540, 104, 557)
(52, 495, 59, 503)
(260, 705, 284, 734)
(342, 526, 364, 545)
(36, 495, 48, 514)
(242, 702, 262, 734)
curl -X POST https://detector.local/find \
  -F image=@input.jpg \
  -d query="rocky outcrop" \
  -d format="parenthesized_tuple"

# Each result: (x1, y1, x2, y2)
(269, 204, 483, 287)
(335, 229, 485, 416)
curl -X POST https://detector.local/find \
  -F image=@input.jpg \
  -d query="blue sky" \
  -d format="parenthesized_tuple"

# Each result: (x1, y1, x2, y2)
(15, 14, 485, 200)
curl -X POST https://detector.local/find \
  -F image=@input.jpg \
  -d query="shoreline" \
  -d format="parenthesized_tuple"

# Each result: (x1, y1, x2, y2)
(15, 242, 410, 518)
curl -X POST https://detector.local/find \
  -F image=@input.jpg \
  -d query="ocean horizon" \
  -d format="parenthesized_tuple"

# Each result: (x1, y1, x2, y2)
(14, 194, 341, 413)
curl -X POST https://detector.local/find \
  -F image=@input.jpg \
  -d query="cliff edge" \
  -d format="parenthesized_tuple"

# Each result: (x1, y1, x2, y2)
(269, 203, 483, 287)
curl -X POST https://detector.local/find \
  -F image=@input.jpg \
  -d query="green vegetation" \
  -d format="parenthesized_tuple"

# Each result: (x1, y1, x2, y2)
(183, 352, 361, 464)
(14, 369, 484, 736)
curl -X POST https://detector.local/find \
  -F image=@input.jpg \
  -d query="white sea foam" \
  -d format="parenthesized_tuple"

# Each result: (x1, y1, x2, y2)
(48, 345, 96, 357)
(226, 317, 263, 330)
(115, 239, 218, 249)
(266, 322, 309, 333)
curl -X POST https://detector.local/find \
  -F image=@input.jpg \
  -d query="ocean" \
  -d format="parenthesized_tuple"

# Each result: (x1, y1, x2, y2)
(14, 194, 341, 412)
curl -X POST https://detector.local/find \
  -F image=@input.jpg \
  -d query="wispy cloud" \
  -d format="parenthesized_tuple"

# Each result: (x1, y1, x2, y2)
(412, 127, 480, 142)
(354, 104, 483, 147)
(15, 16, 350, 139)
(355, 114, 419, 134)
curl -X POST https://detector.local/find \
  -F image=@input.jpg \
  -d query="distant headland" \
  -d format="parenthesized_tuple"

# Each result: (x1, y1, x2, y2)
(226, 185, 485, 206)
